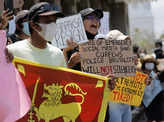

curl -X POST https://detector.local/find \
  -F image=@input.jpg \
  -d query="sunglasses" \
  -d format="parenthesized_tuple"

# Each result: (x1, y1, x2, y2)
(85, 15, 100, 22)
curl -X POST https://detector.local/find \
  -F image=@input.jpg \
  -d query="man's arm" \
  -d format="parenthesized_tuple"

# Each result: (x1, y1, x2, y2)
(63, 39, 80, 68)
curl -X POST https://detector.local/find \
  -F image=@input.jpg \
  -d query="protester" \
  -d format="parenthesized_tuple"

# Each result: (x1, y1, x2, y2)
(131, 45, 147, 121)
(104, 30, 134, 122)
(153, 40, 164, 59)
(62, 8, 118, 121)
(141, 55, 164, 122)
(7, 10, 30, 43)
(132, 44, 142, 71)
(6, 2, 67, 67)
(63, 8, 103, 70)
(133, 44, 140, 56)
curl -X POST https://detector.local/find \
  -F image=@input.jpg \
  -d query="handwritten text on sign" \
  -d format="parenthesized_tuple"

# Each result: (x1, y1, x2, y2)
(52, 14, 88, 49)
(80, 39, 136, 77)
(109, 72, 147, 106)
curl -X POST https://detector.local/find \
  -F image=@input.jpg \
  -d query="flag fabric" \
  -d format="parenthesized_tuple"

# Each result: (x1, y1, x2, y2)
(0, 30, 31, 122)
(14, 57, 109, 122)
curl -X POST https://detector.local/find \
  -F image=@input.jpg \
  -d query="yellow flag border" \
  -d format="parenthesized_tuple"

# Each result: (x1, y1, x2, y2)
(13, 57, 110, 122)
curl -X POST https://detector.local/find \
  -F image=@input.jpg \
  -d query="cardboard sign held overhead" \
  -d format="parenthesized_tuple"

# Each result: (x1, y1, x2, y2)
(80, 35, 136, 77)
(52, 14, 88, 49)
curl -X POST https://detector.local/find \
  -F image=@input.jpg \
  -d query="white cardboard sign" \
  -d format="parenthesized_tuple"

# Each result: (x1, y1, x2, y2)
(52, 14, 88, 49)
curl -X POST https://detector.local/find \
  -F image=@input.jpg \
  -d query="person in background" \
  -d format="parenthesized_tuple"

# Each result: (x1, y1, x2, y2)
(63, 8, 116, 121)
(153, 40, 164, 59)
(105, 30, 133, 122)
(63, 8, 103, 70)
(141, 55, 164, 122)
(132, 44, 142, 71)
(7, 10, 30, 43)
(138, 48, 147, 59)
(133, 44, 140, 57)
(6, 2, 66, 67)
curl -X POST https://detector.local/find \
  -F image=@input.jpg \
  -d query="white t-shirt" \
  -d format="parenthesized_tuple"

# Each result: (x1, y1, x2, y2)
(7, 39, 67, 67)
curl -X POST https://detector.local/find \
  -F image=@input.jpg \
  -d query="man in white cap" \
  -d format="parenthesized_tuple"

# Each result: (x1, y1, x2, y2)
(105, 30, 132, 122)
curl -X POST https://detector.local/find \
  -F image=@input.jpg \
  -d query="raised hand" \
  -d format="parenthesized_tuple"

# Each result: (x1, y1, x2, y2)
(65, 38, 78, 51)
(0, 10, 13, 29)
(67, 52, 81, 68)
(106, 73, 116, 90)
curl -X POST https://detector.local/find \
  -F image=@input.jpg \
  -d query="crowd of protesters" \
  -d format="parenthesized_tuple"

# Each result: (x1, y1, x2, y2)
(0, 2, 164, 122)
(131, 40, 164, 122)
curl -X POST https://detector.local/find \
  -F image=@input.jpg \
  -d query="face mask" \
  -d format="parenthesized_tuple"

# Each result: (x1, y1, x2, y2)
(38, 23, 55, 42)
(37, 23, 47, 38)
(23, 22, 30, 36)
(145, 62, 155, 70)
(139, 53, 145, 59)
(44, 23, 56, 42)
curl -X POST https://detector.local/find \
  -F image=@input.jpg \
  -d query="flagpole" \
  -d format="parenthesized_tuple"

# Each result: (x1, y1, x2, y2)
(28, 77, 40, 122)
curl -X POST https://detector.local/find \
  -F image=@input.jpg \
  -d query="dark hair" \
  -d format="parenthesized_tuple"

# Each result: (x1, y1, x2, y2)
(141, 61, 158, 72)
(155, 40, 162, 48)
(16, 16, 28, 29)
(154, 48, 164, 59)
(133, 44, 139, 54)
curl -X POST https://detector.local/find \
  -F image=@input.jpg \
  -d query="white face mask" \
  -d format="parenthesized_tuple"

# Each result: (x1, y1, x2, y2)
(44, 23, 56, 42)
(38, 23, 55, 42)
(139, 53, 145, 59)
(38, 23, 47, 38)
(145, 62, 155, 70)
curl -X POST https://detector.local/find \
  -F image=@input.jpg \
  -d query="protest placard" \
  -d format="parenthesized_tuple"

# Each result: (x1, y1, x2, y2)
(14, 57, 109, 122)
(98, 11, 110, 35)
(80, 38, 136, 77)
(51, 14, 88, 49)
(109, 72, 147, 106)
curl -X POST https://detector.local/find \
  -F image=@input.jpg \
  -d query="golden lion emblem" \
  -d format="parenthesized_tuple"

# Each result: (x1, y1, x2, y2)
(33, 83, 87, 122)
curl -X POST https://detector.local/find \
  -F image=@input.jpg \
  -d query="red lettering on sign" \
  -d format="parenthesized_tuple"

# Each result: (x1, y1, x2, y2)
(112, 90, 131, 102)
(100, 66, 113, 75)
(113, 90, 119, 100)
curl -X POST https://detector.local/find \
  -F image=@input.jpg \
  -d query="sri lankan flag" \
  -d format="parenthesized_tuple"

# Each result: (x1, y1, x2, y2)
(13, 57, 109, 122)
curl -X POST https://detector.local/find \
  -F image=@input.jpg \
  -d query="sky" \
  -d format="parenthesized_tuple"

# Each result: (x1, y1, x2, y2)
(151, 0, 164, 39)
